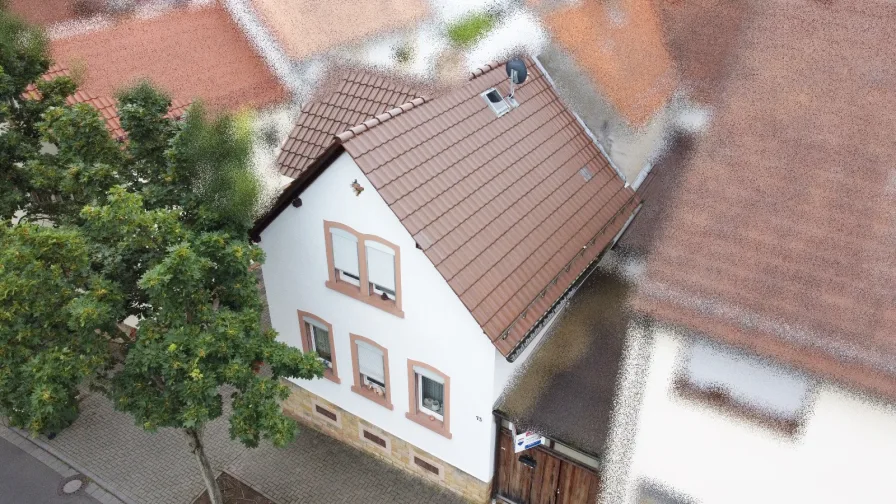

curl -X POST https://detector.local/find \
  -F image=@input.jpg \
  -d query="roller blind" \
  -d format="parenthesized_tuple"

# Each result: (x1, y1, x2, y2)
(331, 228, 359, 276)
(365, 243, 395, 291)
(356, 340, 385, 383)
(413, 366, 444, 384)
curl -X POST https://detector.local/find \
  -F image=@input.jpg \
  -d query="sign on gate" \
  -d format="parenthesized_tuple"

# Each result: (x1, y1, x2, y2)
(514, 429, 546, 453)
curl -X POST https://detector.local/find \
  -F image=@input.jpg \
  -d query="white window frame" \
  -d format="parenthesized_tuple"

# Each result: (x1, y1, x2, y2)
(305, 318, 332, 368)
(365, 240, 397, 300)
(481, 88, 510, 117)
(330, 227, 361, 286)
(416, 371, 445, 421)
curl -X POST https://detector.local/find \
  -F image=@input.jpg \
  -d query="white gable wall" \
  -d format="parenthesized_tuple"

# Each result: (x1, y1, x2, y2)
(603, 327, 896, 503)
(259, 152, 500, 482)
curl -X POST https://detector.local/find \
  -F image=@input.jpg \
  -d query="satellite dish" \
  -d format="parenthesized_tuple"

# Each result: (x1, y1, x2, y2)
(506, 59, 528, 85)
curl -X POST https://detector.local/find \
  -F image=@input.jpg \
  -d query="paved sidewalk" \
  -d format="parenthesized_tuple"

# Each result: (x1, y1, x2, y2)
(15, 391, 468, 504)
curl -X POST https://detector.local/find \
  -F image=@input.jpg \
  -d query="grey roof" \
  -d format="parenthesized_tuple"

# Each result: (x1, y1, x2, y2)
(495, 261, 635, 455)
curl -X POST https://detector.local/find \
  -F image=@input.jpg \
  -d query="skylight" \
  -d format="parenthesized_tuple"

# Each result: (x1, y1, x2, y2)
(482, 88, 510, 117)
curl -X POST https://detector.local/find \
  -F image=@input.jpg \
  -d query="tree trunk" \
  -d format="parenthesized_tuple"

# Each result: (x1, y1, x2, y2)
(185, 428, 223, 504)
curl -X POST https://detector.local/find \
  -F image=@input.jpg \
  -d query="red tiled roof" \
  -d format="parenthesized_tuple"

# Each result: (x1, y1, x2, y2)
(50, 5, 287, 112)
(25, 64, 190, 140)
(251, 0, 427, 60)
(338, 60, 640, 356)
(630, 1, 896, 399)
(543, 0, 677, 127)
(278, 69, 424, 179)
(7, 0, 78, 26)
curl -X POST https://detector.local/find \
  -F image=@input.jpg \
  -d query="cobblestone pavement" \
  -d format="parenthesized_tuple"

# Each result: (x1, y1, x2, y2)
(228, 427, 467, 504)
(39, 391, 245, 504)
(31, 390, 468, 504)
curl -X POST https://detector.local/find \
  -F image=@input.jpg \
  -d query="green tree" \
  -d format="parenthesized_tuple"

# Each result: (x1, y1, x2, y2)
(0, 6, 77, 221)
(0, 224, 120, 434)
(0, 8, 323, 503)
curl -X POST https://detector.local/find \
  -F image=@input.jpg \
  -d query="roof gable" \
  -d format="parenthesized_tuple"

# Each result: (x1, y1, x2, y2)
(338, 60, 639, 356)
(277, 69, 424, 179)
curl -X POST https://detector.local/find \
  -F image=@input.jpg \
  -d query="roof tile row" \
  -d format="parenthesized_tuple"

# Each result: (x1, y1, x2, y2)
(277, 69, 424, 179)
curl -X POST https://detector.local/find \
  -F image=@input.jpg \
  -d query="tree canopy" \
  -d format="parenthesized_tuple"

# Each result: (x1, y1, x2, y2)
(0, 6, 321, 503)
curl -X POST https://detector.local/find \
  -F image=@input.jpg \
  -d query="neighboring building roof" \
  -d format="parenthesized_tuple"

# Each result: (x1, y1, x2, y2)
(257, 60, 640, 357)
(251, 0, 427, 60)
(542, 0, 677, 127)
(626, 1, 896, 400)
(496, 264, 632, 455)
(24, 64, 190, 140)
(654, 0, 751, 105)
(50, 5, 288, 111)
(278, 69, 424, 179)
(7, 0, 78, 26)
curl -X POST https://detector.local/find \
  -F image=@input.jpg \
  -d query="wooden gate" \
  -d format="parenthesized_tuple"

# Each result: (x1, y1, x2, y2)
(495, 429, 600, 504)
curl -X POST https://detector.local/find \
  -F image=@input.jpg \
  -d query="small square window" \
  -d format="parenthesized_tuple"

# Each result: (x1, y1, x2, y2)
(418, 373, 445, 420)
(351, 334, 392, 409)
(298, 311, 339, 384)
(482, 88, 510, 117)
(304, 320, 332, 367)
(406, 362, 450, 438)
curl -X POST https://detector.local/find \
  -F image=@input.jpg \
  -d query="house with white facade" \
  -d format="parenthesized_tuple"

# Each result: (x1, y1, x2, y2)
(593, 1, 896, 503)
(251, 59, 641, 502)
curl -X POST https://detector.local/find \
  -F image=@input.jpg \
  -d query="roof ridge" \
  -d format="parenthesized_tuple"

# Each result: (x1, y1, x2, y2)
(469, 61, 501, 80)
(334, 96, 428, 143)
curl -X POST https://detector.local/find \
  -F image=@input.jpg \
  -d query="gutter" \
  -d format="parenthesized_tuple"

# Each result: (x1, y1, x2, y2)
(505, 202, 644, 362)
(250, 142, 345, 241)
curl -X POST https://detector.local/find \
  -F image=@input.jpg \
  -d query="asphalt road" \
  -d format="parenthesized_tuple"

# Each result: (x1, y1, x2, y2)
(0, 436, 100, 504)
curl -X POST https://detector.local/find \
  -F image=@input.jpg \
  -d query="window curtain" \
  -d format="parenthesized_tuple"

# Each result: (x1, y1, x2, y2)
(308, 322, 331, 362)
(421, 376, 444, 414)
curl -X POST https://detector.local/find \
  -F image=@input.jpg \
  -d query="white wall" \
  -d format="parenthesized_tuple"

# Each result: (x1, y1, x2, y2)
(259, 152, 500, 482)
(612, 328, 896, 504)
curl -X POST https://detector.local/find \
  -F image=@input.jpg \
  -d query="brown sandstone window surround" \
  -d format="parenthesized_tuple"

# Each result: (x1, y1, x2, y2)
(323, 221, 404, 318)
(349, 334, 393, 410)
(405, 360, 451, 439)
(297, 310, 340, 384)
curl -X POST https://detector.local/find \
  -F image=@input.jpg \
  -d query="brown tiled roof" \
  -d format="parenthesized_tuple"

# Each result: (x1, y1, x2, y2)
(278, 70, 424, 179)
(50, 5, 288, 112)
(338, 60, 639, 356)
(543, 0, 677, 127)
(629, 1, 896, 399)
(25, 64, 190, 140)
